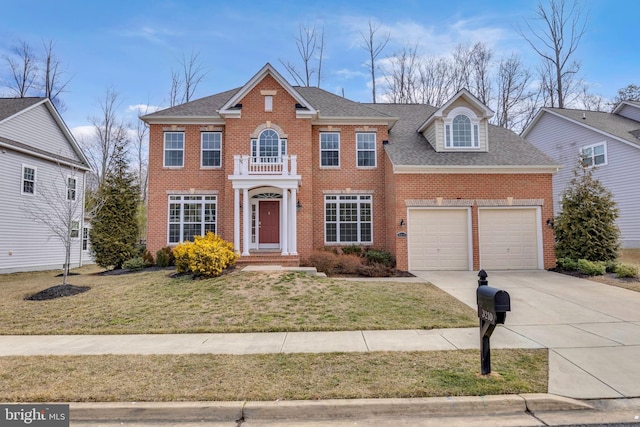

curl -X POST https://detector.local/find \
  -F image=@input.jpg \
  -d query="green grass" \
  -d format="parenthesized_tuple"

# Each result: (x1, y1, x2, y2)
(0, 266, 476, 335)
(0, 350, 547, 402)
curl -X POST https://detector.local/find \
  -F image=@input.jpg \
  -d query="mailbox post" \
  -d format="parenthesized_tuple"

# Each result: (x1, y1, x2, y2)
(476, 270, 511, 375)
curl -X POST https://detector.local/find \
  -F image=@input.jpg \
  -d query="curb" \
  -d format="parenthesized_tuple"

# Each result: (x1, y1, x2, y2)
(69, 394, 590, 423)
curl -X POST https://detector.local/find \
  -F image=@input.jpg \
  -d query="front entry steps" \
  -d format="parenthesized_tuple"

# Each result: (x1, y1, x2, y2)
(235, 250, 300, 268)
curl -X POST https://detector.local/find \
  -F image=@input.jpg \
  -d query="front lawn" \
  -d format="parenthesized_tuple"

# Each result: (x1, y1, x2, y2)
(0, 350, 547, 402)
(0, 266, 477, 335)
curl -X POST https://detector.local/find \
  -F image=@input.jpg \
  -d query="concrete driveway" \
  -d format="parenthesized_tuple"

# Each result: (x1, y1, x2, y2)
(411, 270, 640, 399)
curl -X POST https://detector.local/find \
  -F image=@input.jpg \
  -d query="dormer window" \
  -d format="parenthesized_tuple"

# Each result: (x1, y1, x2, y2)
(444, 107, 480, 149)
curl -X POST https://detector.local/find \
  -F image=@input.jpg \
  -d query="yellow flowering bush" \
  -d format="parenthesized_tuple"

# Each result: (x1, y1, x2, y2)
(173, 232, 238, 277)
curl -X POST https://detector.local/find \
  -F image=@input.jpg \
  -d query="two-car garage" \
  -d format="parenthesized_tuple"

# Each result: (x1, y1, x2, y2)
(407, 207, 542, 271)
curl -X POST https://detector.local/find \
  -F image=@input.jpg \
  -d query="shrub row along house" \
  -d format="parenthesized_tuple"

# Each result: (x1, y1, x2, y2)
(523, 101, 640, 249)
(142, 63, 560, 271)
(0, 98, 92, 274)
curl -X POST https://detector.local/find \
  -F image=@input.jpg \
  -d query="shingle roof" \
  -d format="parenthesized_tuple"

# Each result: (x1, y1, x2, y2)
(142, 88, 240, 118)
(295, 87, 392, 118)
(368, 103, 558, 167)
(143, 86, 393, 120)
(544, 108, 640, 147)
(0, 97, 44, 121)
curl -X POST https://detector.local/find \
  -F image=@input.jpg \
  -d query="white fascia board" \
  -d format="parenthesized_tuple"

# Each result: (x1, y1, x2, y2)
(0, 139, 91, 171)
(392, 164, 561, 174)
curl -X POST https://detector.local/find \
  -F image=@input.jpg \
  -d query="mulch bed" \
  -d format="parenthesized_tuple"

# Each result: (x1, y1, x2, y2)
(25, 284, 90, 301)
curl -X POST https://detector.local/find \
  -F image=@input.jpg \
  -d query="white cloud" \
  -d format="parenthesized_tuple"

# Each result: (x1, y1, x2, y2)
(127, 104, 161, 115)
(70, 125, 94, 143)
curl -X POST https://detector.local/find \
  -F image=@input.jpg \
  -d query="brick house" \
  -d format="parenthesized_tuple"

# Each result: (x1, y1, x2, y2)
(142, 64, 559, 271)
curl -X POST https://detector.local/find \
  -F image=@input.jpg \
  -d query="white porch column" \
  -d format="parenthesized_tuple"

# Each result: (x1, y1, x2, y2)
(281, 189, 289, 255)
(290, 187, 298, 255)
(234, 188, 240, 254)
(242, 188, 250, 256)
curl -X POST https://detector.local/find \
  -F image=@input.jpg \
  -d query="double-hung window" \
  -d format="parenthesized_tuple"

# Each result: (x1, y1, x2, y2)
(71, 221, 80, 238)
(82, 227, 89, 250)
(581, 142, 607, 167)
(168, 195, 217, 244)
(67, 177, 77, 201)
(356, 133, 376, 167)
(201, 132, 222, 167)
(22, 165, 36, 195)
(320, 132, 340, 167)
(325, 195, 372, 244)
(164, 132, 184, 167)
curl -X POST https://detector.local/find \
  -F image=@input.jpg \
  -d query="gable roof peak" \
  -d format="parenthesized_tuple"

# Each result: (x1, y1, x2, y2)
(417, 89, 494, 133)
(218, 63, 317, 117)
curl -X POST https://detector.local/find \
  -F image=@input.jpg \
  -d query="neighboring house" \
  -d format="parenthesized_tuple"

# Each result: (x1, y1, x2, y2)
(0, 98, 93, 274)
(142, 64, 559, 271)
(523, 101, 640, 248)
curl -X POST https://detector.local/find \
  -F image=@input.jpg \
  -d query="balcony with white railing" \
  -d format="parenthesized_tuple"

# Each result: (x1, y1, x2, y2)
(232, 154, 298, 177)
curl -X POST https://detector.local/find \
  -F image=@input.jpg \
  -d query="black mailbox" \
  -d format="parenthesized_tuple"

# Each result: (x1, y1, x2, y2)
(476, 269, 511, 375)
(477, 286, 511, 325)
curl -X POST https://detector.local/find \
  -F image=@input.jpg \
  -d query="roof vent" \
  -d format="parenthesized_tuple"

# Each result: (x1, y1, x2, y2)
(582, 112, 586, 120)
(382, 140, 389, 145)
(233, 103, 242, 109)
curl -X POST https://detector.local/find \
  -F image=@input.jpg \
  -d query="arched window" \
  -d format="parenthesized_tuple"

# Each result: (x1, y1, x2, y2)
(252, 129, 286, 160)
(444, 108, 479, 148)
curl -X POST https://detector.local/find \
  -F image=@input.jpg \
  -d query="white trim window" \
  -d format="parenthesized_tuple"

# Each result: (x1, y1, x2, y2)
(444, 107, 479, 149)
(251, 129, 286, 162)
(356, 133, 376, 167)
(67, 176, 77, 201)
(82, 226, 90, 250)
(71, 221, 80, 238)
(21, 165, 36, 195)
(325, 195, 372, 244)
(581, 142, 607, 167)
(168, 195, 217, 244)
(320, 132, 340, 167)
(201, 132, 222, 167)
(164, 132, 184, 167)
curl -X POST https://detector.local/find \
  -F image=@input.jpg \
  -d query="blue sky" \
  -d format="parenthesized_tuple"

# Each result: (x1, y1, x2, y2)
(0, 0, 637, 136)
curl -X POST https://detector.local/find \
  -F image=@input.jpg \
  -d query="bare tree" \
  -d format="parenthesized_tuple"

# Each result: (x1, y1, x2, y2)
(613, 84, 640, 103)
(134, 107, 149, 203)
(575, 82, 606, 111)
(469, 42, 493, 105)
(85, 87, 130, 187)
(25, 165, 92, 284)
(520, 0, 588, 108)
(494, 54, 534, 130)
(279, 23, 325, 87)
(416, 56, 454, 106)
(360, 19, 390, 103)
(2, 40, 39, 97)
(169, 51, 208, 106)
(383, 44, 420, 104)
(41, 40, 71, 110)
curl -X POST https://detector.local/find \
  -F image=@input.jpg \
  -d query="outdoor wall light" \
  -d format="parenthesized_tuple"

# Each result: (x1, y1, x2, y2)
(296, 200, 302, 211)
(546, 218, 554, 228)
(400, 219, 405, 227)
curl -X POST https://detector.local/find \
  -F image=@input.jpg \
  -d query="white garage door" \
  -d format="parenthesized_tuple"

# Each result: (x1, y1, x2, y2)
(408, 209, 470, 270)
(479, 208, 540, 270)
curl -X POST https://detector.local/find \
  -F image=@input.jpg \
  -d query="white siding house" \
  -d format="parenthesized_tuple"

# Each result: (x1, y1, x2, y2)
(523, 104, 640, 248)
(0, 98, 93, 273)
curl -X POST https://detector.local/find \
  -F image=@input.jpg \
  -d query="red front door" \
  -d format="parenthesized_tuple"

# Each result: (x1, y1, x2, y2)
(259, 201, 280, 244)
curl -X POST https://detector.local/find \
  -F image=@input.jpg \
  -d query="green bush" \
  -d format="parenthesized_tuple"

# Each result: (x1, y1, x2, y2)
(577, 259, 606, 276)
(615, 263, 639, 278)
(341, 245, 363, 256)
(172, 232, 237, 277)
(155, 246, 175, 267)
(605, 260, 618, 273)
(123, 256, 146, 271)
(365, 249, 394, 267)
(556, 258, 579, 271)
